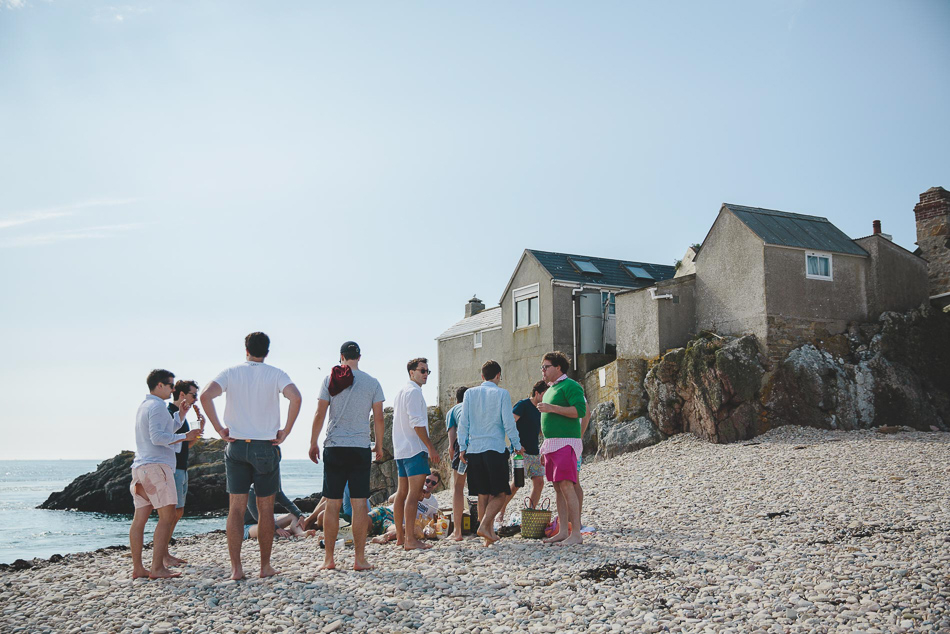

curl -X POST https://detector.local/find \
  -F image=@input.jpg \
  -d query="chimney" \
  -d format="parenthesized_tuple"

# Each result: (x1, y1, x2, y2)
(873, 220, 881, 235)
(465, 296, 485, 318)
(913, 186, 950, 302)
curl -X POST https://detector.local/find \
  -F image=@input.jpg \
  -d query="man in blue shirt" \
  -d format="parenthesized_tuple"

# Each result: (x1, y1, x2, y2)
(458, 360, 522, 546)
(445, 386, 469, 541)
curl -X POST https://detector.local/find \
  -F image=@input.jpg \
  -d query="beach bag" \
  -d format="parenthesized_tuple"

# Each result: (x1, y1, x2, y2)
(520, 498, 552, 539)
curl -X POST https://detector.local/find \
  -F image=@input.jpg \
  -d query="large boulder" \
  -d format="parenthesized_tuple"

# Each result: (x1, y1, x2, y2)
(598, 417, 664, 459)
(645, 334, 767, 443)
(39, 439, 229, 514)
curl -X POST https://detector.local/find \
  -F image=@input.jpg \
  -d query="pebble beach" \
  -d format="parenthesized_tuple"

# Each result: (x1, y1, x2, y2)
(3, 425, 948, 634)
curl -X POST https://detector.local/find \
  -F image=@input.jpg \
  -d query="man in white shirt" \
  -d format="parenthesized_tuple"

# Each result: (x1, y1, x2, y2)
(130, 369, 201, 580)
(200, 332, 302, 580)
(390, 357, 441, 551)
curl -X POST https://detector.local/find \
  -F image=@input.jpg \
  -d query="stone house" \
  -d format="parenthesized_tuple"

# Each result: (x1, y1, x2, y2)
(618, 201, 930, 362)
(435, 249, 675, 414)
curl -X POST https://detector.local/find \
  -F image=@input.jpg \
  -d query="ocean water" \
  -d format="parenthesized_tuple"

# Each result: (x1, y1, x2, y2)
(0, 459, 323, 565)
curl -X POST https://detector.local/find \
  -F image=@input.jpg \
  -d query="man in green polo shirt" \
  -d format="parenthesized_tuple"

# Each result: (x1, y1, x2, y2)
(537, 351, 586, 545)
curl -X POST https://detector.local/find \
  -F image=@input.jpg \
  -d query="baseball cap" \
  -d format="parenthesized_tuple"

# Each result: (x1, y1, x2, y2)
(340, 341, 361, 357)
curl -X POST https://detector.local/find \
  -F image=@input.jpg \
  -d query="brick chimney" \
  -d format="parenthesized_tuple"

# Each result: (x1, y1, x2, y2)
(873, 220, 881, 235)
(914, 186, 950, 301)
(465, 296, 485, 318)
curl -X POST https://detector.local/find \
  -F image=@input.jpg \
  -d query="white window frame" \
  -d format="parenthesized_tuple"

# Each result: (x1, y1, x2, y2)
(805, 251, 833, 281)
(512, 283, 540, 331)
(473, 331, 482, 349)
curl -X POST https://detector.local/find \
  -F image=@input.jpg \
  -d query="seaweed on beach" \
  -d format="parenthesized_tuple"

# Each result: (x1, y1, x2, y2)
(580, 561, 663, 581)
(811, 523, 919, 545)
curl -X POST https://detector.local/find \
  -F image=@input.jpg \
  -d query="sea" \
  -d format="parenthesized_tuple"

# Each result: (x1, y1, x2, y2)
(0, 459, 323, 565)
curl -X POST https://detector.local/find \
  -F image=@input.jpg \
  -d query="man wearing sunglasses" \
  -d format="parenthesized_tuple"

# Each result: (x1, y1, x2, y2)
(371, 472, 442, 544)
(391, 357, 441, 551)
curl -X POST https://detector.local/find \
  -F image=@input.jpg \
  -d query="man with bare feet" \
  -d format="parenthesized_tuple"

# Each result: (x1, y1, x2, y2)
(457, 360, 522, 546)
(243, 484, 314, 540)
(538, 352, 586, 546)
(200, 332, 302, 579)
(309, 341, 385, 571)
(130, 369, 202, 580)
(498, 380, 548, 523)
(445, 386, 469, 541)
(391, 357, 441, 551)
(165, 379, 204, 568)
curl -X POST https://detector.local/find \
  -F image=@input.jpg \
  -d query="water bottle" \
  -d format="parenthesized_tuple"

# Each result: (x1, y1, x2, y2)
(513, 451, 525, 488)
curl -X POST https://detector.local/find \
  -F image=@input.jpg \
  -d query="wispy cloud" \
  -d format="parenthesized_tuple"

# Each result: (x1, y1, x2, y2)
(1, 223, 145, 248)
(0, 198, 140, 231)
(1, 0, 26, 10)
(93, 4, 153, 23)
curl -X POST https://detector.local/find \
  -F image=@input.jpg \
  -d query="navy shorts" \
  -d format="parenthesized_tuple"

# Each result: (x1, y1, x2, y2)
(225, 440, 281, 497)
(322, 446, 372, 500)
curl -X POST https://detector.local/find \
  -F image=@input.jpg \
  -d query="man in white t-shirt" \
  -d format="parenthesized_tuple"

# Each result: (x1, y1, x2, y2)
(200, 332, 302, 580)
(390, 357, 440, 551)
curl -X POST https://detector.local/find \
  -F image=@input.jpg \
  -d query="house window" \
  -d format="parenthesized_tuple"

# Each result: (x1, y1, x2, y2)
(473, 331, 482, 349)
(601, 291, 616, 315)
(624, 265, 654, 281)
(513, 283, 540, 329)
(569, 258, 602, 275)
(805, 251, 833, 281)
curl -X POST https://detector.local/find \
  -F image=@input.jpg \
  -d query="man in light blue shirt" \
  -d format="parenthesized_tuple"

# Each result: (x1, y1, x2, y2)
(458, 360, 521, 545)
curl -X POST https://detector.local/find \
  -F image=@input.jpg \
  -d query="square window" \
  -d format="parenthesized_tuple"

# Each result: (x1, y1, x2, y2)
(570, 259, 602, 274)
(805, 252, 833, 280)
(624, 265, 654, 280)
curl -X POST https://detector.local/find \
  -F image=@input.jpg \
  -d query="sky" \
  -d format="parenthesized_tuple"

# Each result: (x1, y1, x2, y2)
(1, 1, 948, 460)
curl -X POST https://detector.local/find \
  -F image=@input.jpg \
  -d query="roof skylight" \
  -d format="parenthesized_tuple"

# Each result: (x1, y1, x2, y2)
(571, 259, 601, 274)
(624, 265, 654, 280)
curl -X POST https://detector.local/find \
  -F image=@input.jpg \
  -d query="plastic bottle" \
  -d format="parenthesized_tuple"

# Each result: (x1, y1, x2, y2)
(513, 451, 525, 488)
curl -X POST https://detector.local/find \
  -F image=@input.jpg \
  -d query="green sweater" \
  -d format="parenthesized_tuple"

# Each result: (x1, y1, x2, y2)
(540, 378, 587, 439)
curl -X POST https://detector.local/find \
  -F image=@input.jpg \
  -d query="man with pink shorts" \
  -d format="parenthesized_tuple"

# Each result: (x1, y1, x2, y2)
(537, 351, 587, 546)
(130, 369, 201, 579)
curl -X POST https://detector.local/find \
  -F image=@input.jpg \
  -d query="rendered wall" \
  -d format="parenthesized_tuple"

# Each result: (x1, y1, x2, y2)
(854, 235, 929, 320)
(436, 327, 503, 415)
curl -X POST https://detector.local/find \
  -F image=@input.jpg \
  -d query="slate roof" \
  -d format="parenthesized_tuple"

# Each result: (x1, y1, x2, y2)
(435, 306, 502, 341)
(723, 204, 868, 257)
(527, 249, 677, 289)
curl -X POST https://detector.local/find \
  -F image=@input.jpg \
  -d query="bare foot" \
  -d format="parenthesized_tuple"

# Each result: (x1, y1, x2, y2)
(476, 529, 499, 546)
(259, 564, 279, 578)
(404, 539, 432, 551)
(148, 567, 182, 580)
(132, 567, 150, 579)
(371, 536, 388, 545)
(557, 534, 584, 546)
(542, 532, 568, 545)
(230, 566, 246, 581)
(319, 559, 336, 571)
(451, 534, 464, 542)
(164, 555, 187, 567)
(353, 559, 374, 571)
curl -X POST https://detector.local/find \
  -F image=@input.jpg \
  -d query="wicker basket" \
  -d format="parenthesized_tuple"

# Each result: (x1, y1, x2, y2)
(520, 498, 552, 539)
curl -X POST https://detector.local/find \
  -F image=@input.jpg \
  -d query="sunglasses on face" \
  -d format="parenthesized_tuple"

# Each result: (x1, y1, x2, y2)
(417, 369, 432, 374)
(541, 364, 554, 371)
(425, 479, 438, 486)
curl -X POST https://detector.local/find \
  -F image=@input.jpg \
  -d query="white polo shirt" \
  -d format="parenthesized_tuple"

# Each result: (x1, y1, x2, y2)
(392, 380, 429, 460)
(210, 361, 294, 440)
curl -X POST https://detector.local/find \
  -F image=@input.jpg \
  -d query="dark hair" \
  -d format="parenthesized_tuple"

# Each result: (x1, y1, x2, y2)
(173, 379, 199, 400)
(455, 386, 468, 403)
(429, 472, 442, 485)
(340, 341, 361, 360)
(407, 357, 428, 374)
(543, 351, 571, 374)
(481, 360, 501, 381)
(147, 369, 175, 391)
(531, 380, 549, 396)
(245, 332, 270, 358)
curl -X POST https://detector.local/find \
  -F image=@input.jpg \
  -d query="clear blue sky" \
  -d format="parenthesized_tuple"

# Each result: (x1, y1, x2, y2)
(1, 1, 948, 459)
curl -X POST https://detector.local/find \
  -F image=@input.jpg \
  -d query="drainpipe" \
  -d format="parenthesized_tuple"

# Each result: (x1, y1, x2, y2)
(650, 287, 673, 300)
(571, 285, 586, 371)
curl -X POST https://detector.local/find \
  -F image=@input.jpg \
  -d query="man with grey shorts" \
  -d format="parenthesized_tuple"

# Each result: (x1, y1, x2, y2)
(200, 332, 302, 580)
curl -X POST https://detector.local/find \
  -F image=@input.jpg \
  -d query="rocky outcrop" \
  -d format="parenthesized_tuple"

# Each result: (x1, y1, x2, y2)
(582, 401, 665, 460)
(766, 304, 950, 432)
(39, 440, 229, 514)
(644, 334, 767, 443)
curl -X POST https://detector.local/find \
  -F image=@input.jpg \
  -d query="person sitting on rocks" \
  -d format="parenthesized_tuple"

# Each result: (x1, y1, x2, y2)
(243, 484, 314, 540)
(371, 472, 441, 543)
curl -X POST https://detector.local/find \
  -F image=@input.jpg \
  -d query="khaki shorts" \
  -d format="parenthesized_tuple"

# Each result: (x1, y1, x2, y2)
(130, 463, 178, 509)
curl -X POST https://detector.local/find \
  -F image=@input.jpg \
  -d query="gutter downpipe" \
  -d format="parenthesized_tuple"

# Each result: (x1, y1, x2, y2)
(650, 287, 673, 300)
(571, 284, 586, 371)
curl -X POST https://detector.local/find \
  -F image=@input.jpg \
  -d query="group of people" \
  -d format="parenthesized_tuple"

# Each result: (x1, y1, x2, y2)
(128, 331, 588, 580)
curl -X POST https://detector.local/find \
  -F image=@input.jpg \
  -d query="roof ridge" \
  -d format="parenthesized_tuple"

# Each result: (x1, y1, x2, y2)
(526, 248, 675, 269)
(724, 203, 830, 223)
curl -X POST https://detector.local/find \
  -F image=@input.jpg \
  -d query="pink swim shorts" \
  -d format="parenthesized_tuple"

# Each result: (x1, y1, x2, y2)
(543, 445, 579, 484)
(130, 463, 178, 509)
